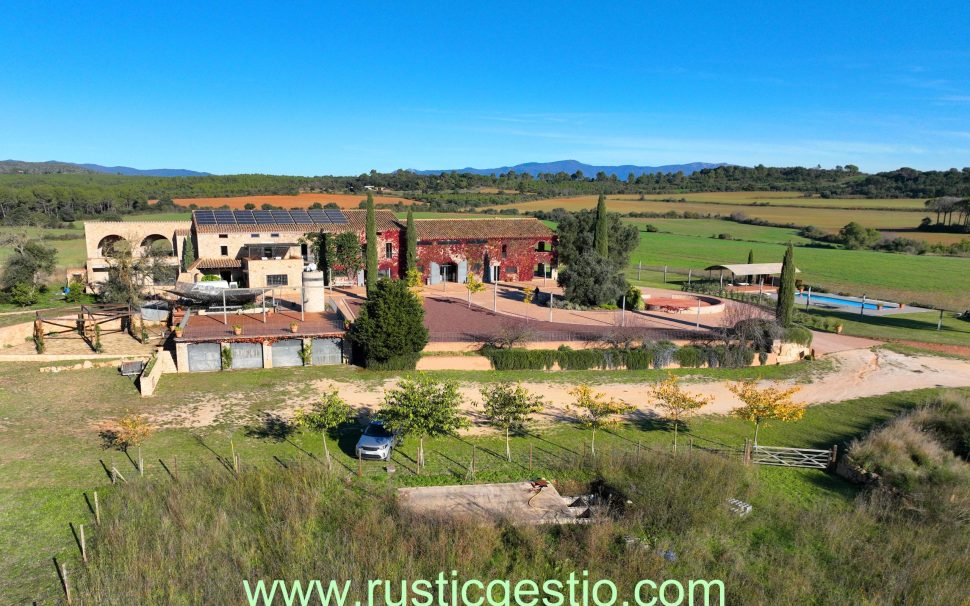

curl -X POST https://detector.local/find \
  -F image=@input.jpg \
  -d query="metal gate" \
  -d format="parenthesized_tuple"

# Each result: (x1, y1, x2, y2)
(272, 339, 303, 367)
(187, 342, 221, 372)
(230, 342, 263, 369)
(312, 338, 343, 365)
(428, 262, 440, 285)
(749, 445, 835, 469)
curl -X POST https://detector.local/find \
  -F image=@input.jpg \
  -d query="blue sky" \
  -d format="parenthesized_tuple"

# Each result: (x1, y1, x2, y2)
(2, 1, 970, 175)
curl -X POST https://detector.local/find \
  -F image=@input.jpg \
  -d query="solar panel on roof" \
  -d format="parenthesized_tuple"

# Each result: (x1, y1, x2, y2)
(271, 211, 295, 224)
(290, 212, 312, 224)
(307, 210, 330, 224)
(326, 210, 349, 224)
(253, 211, 273, 224)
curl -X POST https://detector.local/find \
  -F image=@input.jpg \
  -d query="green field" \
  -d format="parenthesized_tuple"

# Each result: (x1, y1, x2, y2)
(0, 356, 964, 603)
(497, 194, 939, 235)
(627, 217, 812, 244)
(0, 226, 87, 283)
(626, 230, 970, 310)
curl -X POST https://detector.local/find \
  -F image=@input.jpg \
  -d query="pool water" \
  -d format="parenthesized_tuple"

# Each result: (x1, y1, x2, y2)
(794, 292, 886, 310)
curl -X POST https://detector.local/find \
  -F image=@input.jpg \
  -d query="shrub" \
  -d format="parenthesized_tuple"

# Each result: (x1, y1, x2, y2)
(651, 341, 678, 369)
(783, 325, 813, 346)
(619, 282, 643, 310)
(625, 348, 653, 370)
(674, 345, 705, 368)
(200, 274, 221, 282)
(348, 279, 428, 368)
(482, 347, 557, 370)
(8, 282, 39, 307)
(221, 345, 232, 370)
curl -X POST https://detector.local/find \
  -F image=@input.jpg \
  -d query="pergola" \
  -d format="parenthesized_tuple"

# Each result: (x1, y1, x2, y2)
(704, 263, 800, 288)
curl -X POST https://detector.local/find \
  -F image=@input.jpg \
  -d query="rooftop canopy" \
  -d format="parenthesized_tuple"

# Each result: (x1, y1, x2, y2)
(704, 262, 800, 276)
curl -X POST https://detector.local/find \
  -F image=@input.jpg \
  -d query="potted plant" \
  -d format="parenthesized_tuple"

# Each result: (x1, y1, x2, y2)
(289, 321, 299, 333)
(173, 326, 183, 337)
(232, 324, 243, 336)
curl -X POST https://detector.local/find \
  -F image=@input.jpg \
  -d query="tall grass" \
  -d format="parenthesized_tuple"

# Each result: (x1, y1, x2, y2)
(847, 393, 970, 522)
(76, 450, 970, 605)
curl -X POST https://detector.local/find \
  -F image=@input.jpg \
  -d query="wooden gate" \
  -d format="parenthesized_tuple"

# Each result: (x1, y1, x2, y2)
(744, 441, 836, 469)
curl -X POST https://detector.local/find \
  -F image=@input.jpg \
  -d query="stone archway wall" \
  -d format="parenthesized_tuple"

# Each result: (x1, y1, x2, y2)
(84, 220, 191, 285)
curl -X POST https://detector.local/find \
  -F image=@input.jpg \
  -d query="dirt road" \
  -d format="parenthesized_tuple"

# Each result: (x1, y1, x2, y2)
(151, 347, 970, 430)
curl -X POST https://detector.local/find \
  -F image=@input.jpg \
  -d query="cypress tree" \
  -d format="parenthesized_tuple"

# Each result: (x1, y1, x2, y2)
(746, 249, 754, 283)
(594, 193, 608, 257)
(182, 236, 196, 270)
(405, 208, 417, 275)
(776, 242, 796, 327)
(318, 232, 330, 285)
(365, 192, 378, 295)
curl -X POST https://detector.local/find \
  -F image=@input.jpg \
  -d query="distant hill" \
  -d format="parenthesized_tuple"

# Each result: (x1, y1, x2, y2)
(0, 159, 209, 177)
(409, 159, 727, 178)
(78, 164, 210, 177)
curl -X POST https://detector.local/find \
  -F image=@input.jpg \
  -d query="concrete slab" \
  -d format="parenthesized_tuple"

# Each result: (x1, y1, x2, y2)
(398, 481, 587, 525)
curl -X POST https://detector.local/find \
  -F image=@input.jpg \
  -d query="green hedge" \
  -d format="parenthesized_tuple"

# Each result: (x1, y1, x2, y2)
(365, 353, 422, 370)
(673, 345, 705, 368)
(482, 347, 654, 371)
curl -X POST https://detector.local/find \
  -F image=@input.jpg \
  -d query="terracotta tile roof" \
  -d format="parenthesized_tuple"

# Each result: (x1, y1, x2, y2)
(174, 228, 191, 236)
(192, 210, 399, 234)
(414, 218, 554, 240)
(187, 258, 243, 270)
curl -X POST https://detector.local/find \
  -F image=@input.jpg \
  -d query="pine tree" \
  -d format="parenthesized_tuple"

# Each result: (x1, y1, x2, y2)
(594, 193, 609, 257)
(405, 208, 417, 274)
(776, 242, 796, 327)
(365, 192, 378, 295)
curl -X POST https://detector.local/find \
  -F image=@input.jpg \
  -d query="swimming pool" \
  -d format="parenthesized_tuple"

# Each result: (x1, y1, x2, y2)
(794, 292, 889, 311)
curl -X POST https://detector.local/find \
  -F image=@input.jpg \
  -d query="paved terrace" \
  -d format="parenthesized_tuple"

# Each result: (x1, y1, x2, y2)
(342, 290, 710, 343)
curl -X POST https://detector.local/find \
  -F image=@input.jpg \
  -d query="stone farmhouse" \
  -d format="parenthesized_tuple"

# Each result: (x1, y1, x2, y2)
(83, 209, 557, 290)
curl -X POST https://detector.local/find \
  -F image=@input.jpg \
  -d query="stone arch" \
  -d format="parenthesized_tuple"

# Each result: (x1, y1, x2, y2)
(97, 234, 131, 257)
(140, 234, 174, 256)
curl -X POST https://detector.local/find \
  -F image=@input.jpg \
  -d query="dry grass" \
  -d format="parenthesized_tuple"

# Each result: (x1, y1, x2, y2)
(73, 451, 970, 605)
(848, 394, 970, 520)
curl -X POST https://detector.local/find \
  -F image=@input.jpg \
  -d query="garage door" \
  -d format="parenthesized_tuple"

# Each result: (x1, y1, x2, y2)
(312, 338, 343, 365)
(187, 342, 221, 372)
(230, 342, 263, 369)
(272, 339, 303, 367)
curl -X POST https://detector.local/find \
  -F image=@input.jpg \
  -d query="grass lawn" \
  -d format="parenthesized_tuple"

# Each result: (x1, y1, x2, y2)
(802, 308, 970, 347)
(623, 230, 970, 310)
(0, 354, 962, 603)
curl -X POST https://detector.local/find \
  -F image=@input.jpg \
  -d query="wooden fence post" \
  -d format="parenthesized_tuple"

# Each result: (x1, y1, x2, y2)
(79, 523, 87, 564)
(829, 444, 838, 468)
(93, 491, 101, 526)
(61, 562, 72, 604)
